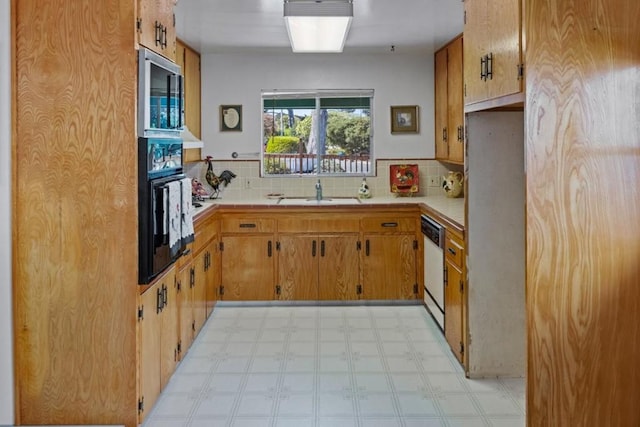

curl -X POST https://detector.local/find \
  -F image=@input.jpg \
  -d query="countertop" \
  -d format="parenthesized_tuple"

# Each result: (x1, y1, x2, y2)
(192, 195, 465, 230)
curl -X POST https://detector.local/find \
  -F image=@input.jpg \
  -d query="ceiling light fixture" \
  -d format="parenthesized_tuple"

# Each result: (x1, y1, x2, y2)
(284, 0, 353, 53)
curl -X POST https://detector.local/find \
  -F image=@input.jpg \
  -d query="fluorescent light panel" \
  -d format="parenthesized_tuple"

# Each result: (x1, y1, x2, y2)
(284, 1, 353, 53)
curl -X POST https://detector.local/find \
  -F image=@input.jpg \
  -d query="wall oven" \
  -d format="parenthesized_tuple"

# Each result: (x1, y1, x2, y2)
(138, 136, 186, 284)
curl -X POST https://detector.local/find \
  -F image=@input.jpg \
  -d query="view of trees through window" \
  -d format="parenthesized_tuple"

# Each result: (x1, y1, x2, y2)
(262, 90, 373, 176)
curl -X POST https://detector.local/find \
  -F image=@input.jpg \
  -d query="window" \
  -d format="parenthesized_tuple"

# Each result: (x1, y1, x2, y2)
(262, 90, 373, 176)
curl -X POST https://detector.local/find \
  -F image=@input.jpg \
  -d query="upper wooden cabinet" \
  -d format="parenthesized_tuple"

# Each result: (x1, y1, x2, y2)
(463, 0, 523, 107)
(176, 40, 202, 139)
(435, 35, 464, 164)
(137, 0, 177, 61)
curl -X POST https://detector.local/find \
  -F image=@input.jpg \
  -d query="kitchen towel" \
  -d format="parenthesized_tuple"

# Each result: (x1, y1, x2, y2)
(180, 177, 195, 246)
(167, 180, 182, 258)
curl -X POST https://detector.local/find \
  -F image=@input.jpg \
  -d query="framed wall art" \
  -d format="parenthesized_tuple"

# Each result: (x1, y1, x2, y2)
(220, 105, 242, 131)
(390, 105, 419, 134)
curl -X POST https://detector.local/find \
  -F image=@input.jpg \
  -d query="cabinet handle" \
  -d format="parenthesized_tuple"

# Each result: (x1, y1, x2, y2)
(480, 55, 487, 80)
(381, 222, 398, 227)
(190, 267, 195, 288)
(239, 223, 256, 228)
(321, 240, 325, 257)
(457, 125, 463, 142)
(161, 26, 168, 48)
(163, 284, 168, 307)
(486, 52, 493, 80)
(312, 240, 317, 257)
(365, 239, 370, 256)
(156, 287, 163, 313)
(442, 127, 447, 142)
(268, 240, 272, 257)
(154, 21, 162, 47)
(182, 248, 191, 257)
(448, 247, 457, 256)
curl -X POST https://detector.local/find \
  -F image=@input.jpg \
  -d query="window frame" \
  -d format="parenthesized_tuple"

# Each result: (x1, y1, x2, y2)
(261, 89, 375, 177)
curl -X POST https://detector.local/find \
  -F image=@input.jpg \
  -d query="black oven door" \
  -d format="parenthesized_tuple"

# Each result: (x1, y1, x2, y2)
(138, 173, 185, 284)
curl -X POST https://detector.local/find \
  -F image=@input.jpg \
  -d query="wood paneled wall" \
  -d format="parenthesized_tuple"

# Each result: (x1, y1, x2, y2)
(526, 0, 640, 425)
(12, 1, 138, 425)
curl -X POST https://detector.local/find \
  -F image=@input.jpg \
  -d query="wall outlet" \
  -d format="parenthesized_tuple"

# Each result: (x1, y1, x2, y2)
(428, 175, 441, 187)
(244, 178, 251, 189)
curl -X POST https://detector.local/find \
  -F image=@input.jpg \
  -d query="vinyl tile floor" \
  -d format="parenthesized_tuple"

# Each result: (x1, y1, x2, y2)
(142, 304, 525, 427)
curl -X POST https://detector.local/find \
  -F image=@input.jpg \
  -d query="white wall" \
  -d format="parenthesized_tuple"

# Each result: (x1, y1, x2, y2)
(0, 0, 14, 422)
(200, 52, 435, 160)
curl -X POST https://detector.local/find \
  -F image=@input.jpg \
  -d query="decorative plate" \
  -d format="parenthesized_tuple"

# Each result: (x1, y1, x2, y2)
(390, 164, 419, 195)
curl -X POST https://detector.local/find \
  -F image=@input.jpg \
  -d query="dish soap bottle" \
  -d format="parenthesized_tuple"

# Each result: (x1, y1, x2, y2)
(358, 177, 371, 199)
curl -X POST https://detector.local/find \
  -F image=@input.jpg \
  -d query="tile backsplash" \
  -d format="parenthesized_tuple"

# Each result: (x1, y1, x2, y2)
(184, 159, 458, 200)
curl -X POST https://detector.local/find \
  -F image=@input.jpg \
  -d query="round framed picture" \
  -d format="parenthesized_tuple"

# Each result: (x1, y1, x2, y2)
(220, 105, 242, 131)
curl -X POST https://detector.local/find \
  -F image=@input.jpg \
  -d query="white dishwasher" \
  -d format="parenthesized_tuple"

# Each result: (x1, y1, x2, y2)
(421, 215, 445, 330)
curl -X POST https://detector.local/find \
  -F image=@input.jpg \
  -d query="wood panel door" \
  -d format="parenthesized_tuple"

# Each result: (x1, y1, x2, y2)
(318, 234, 360, 300)
(361, 234, 417, 300)
(486, 0, 522, 100)
(137, 0, 176, 60)
(463, 0, 489, 104)
(434, 47, 450, 160)
(526, 0, 640, 424)
(445, 261, 464, 364)
(447, 36, 465, 163)
(278, 234, 319, 300)
(177, 262, 193, 357)
(139, 284, 162, 424)
(159, 269, 178, 389)
(221, 235, 275, 300)
(192, 248, 208, 337)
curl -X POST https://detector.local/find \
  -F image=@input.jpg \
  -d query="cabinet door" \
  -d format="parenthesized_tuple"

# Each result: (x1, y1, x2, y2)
(184, 45, 201, 138)
(177, 263, 193, 356)
(221, 235, 275, 300)
(447, 36, 465, 163)
(463, 0, 489, 105)
(137, 0, 176, 60)
(139, 284, 162, 424)
(193, 249, 208, 337)
(445, 261, 464, 364)
(362, 234, 417, 300)
(318, 234, 360, 300)
(160, 269, 178, 389)
(434, 47, 449, 160)
(278, 234, 319, 300)
(205, 238, 220, 317)
(486, 0, 522, 99)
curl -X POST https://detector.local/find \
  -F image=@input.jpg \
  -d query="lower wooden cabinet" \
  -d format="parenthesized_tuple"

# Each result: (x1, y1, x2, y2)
(138, 266, 177, 422)
(220, 234, 276, 300)
(277, 233, 360, 300)
(361, 215, 420, 300)
(444, 229, 466, 364)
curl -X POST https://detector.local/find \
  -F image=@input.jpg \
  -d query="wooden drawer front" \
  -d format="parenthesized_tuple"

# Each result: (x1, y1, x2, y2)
(445, 232, 464, 269)
(194, 216, 218, 253)
(360, 217, 417, 233)
(222, 217, 276, 234)
(278, 217, 359, 233)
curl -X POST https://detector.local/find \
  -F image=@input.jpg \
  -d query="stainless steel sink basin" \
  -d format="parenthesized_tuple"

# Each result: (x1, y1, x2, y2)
(276, 196, 361, 205)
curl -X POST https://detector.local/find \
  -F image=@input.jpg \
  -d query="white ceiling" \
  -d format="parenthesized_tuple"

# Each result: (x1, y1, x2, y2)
(175, 0, 464, 55)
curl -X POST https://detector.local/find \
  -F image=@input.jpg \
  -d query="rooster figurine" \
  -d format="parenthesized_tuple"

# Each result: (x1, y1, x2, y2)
(205, 156, 236, 199)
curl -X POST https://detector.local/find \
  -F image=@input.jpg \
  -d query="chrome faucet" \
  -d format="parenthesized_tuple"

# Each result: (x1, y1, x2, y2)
(315, 179, 323, 201)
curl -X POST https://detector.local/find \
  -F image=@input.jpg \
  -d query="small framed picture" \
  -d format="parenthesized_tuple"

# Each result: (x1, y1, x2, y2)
(390, 105, 419, 134)
(220, 105, 242, 132)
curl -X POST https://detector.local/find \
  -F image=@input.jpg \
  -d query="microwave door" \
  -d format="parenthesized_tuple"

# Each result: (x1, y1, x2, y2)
(167, 73, 183, 130)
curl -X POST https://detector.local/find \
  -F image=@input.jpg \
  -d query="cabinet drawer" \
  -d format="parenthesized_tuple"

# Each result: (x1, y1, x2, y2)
(445, 232, 464, 269)
(194, 216, 219, 253)
(222, 217, 276, 233)
(278, 217, 359, 233)
(360, 217, 417, 233)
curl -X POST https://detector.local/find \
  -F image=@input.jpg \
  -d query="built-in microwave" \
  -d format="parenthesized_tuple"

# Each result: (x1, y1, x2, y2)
(138, 47, 183, 137)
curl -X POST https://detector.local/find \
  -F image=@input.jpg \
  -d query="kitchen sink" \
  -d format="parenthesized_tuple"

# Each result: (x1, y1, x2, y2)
(276, 196, 361, 205)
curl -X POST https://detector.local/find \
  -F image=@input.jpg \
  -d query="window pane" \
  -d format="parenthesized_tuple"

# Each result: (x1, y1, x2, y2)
(262, 91, 373, 176)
